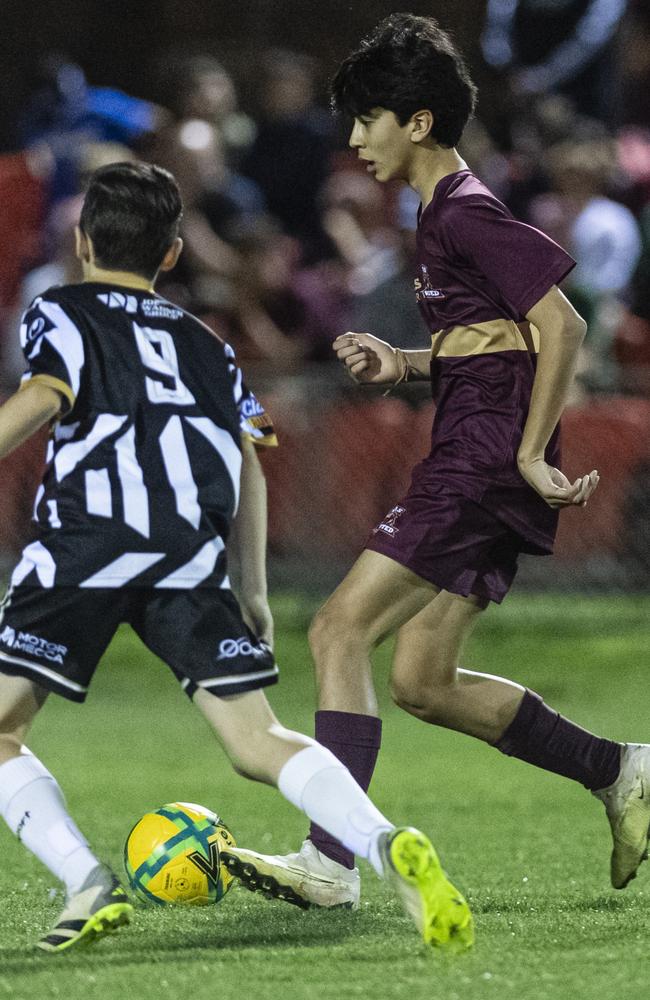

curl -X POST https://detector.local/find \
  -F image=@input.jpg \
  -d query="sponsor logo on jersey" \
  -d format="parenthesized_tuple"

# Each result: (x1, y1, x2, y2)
(241, 397, 265, 419)
(216, 636, 268, 661)
(374, 504, 406, 537)
(141, 300, 184, 320)
(26, 317, 47, 342)
(414, 265, 445, 301)
(97, 292, 138, 314)
(0, 627, 68, 665)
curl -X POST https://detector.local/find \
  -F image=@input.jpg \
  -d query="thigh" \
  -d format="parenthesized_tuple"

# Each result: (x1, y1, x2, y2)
(131, 588, 279, 700)
(366, 485, 520, 605)
(391, 588, 486, 693)
(316, 549, 440, 645)
(0, 585, 126, 703)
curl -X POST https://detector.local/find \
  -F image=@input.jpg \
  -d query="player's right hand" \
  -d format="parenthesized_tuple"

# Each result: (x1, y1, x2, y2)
(332, 333, 401, 385)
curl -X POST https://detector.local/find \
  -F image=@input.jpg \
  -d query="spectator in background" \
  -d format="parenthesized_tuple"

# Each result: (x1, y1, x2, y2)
(156, 55, 257, 167)
(242, 50, 332, 261)
(619, 0, 650, 128)
(347, 184, 428, 353)
(532, 138, 642, 393)
(151, 118, 265, 309)
(217, 215, 341, 368)
(2, 141, 136, 392)
(615, 204, 650, 394)
(481, 0, 629, 124)
(4, 195, 84, 390)
(320, 170, 399, 297)
(18, 55, 163, 204)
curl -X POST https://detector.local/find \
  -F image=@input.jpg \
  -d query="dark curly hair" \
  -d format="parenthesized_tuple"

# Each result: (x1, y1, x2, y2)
(331, 13, 477, 148)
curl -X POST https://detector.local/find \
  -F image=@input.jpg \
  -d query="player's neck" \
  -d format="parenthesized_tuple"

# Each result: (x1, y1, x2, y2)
(82, 266, 155, 292)
(408, 147, 468, 210)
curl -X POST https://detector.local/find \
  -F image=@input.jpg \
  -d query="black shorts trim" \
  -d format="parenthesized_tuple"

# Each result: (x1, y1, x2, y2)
(0, 650, 87, 702)
(182, 664, 279, 700)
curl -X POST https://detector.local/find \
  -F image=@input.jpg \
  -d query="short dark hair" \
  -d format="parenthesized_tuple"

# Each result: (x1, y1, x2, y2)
(79, 162, 183, 279)
(331, 13, 477, 148)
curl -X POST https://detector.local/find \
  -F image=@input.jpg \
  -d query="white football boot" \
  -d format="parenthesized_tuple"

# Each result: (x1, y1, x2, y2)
(592, 743, 650, 889)
(37, 864, 132, 953)
(222, 839, 360, 909)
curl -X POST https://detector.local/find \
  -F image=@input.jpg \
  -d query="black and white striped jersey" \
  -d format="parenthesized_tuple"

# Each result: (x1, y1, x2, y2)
(13, 282, 276, 590)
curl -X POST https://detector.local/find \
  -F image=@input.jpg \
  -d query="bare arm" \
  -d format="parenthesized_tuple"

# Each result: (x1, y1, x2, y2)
(332, 333, 431, 384)
(518, 285, 598, 508)
(0, 383, 62, 461)
(228, 435, 273, 647)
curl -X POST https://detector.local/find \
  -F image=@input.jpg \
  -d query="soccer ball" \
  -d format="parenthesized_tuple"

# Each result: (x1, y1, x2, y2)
(124, 801, 236, 905)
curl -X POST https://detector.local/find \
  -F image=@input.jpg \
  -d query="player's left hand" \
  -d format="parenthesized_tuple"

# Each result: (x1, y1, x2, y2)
(518, 459, 599, 509)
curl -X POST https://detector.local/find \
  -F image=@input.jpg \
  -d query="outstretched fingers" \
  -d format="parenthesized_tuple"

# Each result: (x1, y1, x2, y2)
(573, 469, 600, 506)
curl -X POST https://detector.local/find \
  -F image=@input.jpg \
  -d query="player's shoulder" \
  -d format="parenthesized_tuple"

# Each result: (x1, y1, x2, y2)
(23, 283, 95, 330)
(438, 171, 510, 219)
(20, 284, 87, 349)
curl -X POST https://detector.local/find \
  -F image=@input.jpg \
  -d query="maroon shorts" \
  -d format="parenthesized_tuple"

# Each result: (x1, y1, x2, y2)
(365, 483, 525, 604)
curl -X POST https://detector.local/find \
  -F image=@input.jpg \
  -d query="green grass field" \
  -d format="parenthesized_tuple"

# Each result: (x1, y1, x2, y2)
(1, 593, 649, 1000)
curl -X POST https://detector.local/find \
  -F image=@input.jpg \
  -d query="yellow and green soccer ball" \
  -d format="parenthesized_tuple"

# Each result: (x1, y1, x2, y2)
(124, 802, 236, 905)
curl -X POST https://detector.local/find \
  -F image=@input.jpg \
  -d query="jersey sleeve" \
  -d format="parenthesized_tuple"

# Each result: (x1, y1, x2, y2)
(19, 295, 85, 415)
(223, 343, 277, 447)
(442, 195, 576, 317)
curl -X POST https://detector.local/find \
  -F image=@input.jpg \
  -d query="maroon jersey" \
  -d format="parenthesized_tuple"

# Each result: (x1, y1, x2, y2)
(413, 169, 576, 553)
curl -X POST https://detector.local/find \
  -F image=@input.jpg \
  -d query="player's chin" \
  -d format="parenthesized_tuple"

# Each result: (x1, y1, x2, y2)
(373, 164, 395, 183)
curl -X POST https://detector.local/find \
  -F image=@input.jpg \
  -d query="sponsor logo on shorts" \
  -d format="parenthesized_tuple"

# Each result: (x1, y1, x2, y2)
(216, 636, 268, 661)
(0, 626, 68, 665)
(374, 504, 406, 537)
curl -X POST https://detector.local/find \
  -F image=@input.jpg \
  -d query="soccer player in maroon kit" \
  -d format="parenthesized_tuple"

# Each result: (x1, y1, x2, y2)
(232, 13, 650, 909)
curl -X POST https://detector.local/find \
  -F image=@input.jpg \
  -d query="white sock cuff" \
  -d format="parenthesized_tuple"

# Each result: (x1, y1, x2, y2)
(0, 753, 54, 817)
(278, 744, 346, 810)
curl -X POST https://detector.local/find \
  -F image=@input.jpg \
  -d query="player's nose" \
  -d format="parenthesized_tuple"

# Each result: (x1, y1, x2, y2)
(349, 120, 364, 148)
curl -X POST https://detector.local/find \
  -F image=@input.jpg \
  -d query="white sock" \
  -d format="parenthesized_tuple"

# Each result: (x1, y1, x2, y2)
(278, 744, 393, 876)
(0, 752, 100, 895)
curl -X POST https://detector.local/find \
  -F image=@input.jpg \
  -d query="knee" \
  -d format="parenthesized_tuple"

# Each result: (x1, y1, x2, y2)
(390, 677, 457, 724)
(308, 604, 346, 655)
(308, 602, 376, 661)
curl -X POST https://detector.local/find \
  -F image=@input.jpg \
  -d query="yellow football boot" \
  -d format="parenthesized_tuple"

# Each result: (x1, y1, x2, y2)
(379, 827, 474, 952)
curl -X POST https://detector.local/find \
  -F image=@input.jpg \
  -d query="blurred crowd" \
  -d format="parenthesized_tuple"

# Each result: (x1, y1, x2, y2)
(1, 0, 650, 402)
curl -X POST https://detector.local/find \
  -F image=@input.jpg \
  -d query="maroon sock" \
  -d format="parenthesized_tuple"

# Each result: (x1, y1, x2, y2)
(308, 710, 382, 869)
(495, 690, 621, 790)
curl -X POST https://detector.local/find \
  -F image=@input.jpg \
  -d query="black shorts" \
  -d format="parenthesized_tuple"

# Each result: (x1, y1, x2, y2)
(0, 585, 278, 704)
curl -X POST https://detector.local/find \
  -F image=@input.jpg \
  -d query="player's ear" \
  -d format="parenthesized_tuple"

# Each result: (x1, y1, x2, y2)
(75, 226, 92, 263)
(410, 110, 434, 144)
(159, 237, 183, 273)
